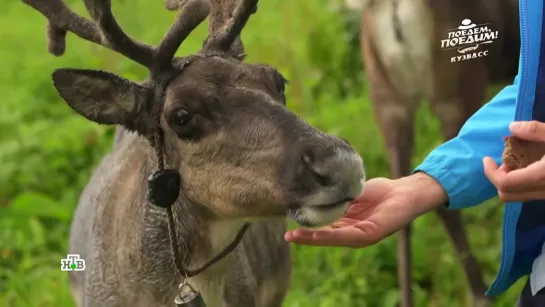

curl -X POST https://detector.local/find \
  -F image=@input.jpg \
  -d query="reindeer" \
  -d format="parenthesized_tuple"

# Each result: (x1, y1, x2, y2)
(22, 0, 366, 306)
(345, 0, 520, 306)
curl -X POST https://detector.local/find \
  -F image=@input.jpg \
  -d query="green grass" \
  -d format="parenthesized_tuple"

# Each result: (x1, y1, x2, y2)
(0, 0, 524, 306)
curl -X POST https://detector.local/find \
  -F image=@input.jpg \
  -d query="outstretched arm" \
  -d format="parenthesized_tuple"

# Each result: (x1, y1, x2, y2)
(414, 72, 520, 210)
(285, 60, 521, 247)
(285, 76, 520, 247)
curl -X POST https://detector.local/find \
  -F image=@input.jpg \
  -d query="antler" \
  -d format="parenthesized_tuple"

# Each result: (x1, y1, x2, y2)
(154, 0, 210, 71)
(82, 0, 158, 67)
(23, 0, 257, 71)
(22, 0, 209, 69)
(203, 0, 258, 55)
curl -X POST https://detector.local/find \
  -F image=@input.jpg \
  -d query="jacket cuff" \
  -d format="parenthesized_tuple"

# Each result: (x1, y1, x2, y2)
(413, 157, 481, 210)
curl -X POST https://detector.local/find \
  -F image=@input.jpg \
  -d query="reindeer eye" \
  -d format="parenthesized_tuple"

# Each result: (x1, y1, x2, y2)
(170, 109, 191, 126)
(277, 81, 285, 93)
(273, 71, 288, 94)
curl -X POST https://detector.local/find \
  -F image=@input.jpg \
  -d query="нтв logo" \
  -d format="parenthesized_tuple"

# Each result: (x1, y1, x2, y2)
(61, 254, 86, 271)
(441, 19, 499, 63)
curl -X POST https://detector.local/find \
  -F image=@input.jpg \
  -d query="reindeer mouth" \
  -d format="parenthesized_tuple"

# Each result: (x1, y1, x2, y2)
(286, 197, 354, 227)
(311, 197, 354, 210)
(287, 197, 353, 212)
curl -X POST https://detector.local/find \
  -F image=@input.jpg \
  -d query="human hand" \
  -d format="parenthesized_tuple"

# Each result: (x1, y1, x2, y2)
(483, 120, 545, 202)
(284, 173, 448, 248)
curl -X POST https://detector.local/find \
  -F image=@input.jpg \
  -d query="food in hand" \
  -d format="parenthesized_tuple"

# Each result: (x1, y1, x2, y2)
(502, 136, 545, 170)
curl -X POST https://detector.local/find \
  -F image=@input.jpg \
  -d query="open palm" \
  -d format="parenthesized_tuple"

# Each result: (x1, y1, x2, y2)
(284, 176, 434, 248)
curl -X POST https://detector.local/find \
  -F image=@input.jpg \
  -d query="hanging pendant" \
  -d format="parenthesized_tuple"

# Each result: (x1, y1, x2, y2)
(174, 282, 206, 307)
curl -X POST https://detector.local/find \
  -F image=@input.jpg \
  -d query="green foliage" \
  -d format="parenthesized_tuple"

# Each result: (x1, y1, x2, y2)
(0, 0, 524, 306)
(305, 3, 365, 100)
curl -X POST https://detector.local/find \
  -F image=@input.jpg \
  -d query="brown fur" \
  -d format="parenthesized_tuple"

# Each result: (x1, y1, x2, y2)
(24, 0, 366, 306)
(346, 0, 519, 306)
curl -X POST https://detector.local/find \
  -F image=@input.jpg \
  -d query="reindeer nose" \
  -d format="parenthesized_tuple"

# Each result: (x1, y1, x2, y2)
(301, 143, 365, 191)
(302, 151, 334, 186)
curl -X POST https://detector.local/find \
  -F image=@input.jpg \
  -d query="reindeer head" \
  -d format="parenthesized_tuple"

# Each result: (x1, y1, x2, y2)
(24, 0, 365, 227)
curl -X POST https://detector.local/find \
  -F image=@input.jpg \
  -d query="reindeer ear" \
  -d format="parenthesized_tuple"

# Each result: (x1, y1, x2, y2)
(52, 69, 151, 133)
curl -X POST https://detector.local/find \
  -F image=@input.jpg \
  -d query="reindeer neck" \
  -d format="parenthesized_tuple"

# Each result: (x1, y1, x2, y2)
(97, 129, 249, 305)
(115, 130, 246, 281)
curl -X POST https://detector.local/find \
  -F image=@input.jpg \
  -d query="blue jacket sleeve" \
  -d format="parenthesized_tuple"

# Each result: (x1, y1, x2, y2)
(413, 73, 520, 210)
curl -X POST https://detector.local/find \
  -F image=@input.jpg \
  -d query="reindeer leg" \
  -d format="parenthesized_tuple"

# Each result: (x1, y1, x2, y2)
(430, 58, 492, 307)
(434, 209, 491, 307)
(397, 225, 414, 307)
(378, 101, 416, 307)
(373, 97, 416, 307)
(361, 9, 417, 307)
(377, 101, 416, 307)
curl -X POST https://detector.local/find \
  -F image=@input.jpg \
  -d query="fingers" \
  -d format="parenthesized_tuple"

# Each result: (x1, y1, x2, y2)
(499, 163, 513, 172)
(344, 201, 374, 219)
(484, 156, 545, 198)
(509, 121, 545, 142)
(496, 159, 545, 193)
(283, 225, 334, 242)
(483, 157, 505, 187)
(284, 228, 316, 243)
(331, 217, 359, 227)
(351, 177, 392, 203)
(499, 190, 545, 202)
(284, 222, 379, 248)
